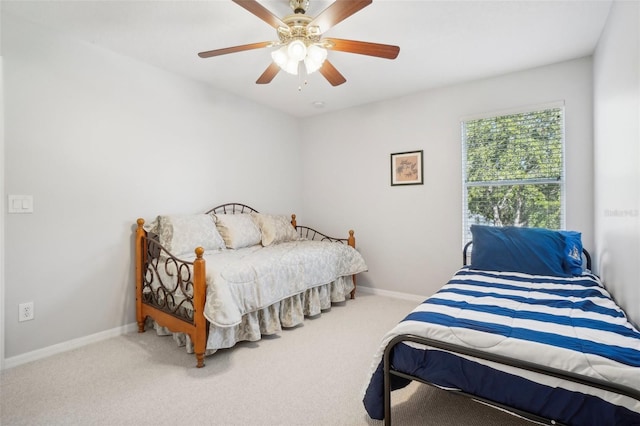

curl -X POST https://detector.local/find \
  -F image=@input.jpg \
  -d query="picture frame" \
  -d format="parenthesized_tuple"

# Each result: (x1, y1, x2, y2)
(390, 150, 423, 186)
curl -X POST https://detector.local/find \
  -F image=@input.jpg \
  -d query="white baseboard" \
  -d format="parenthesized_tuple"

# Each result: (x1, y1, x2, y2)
(2, 288, 422, 369)
(357, 285, 427, 303)
(2, 322, 138, 370)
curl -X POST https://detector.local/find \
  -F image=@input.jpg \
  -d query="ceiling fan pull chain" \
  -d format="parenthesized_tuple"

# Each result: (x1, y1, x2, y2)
(298, 62, 308, 91)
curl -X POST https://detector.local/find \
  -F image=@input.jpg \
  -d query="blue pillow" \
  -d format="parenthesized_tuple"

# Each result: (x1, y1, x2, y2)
(470, 225, 570, 277)
(559, 230, 583, 275)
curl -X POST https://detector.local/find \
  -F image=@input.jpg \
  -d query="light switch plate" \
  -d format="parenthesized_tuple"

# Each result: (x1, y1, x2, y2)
(8, 195, 34, 213)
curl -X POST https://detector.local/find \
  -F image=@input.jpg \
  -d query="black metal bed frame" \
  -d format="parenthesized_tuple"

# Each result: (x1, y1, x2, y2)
(382, 245, 638, 425)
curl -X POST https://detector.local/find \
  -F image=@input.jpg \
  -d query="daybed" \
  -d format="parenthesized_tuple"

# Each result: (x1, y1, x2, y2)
(363, 225, 640, 425)
(135, 203, 367, 367)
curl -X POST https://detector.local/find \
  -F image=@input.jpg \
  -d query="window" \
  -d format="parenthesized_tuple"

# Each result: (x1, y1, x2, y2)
(462, 105, 565, 243)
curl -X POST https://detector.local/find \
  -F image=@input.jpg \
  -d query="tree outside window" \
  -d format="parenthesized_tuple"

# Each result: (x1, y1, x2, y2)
(462, 107, 565, 241)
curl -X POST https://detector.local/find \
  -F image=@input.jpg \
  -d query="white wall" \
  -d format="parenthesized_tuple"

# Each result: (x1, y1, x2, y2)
(593, 1, 640, 325)
(300, 58, 594, 299)
(1, 1, 6, 369)
(2, 13, 302, 359)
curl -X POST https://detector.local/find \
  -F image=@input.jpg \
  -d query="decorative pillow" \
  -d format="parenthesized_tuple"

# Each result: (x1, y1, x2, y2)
(470, 225, 570, 277)
(251, 213, 298, 246)
(155, 214, 226, 256)
(213, 213, 262, 249)
(559, 230, 583, 275)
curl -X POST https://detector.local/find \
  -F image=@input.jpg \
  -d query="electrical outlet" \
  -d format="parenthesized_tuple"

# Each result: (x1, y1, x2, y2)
(18, 302, 34, 322)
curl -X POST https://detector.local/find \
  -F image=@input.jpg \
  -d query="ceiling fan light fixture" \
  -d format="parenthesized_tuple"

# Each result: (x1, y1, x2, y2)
(287, 39, 307, 61)
(273, 40, 326, 76)
(271, 46, 288, 65)
(284, 58, 300, 75)
(272, 46, 301, 75)
(304, 44, 327, 74)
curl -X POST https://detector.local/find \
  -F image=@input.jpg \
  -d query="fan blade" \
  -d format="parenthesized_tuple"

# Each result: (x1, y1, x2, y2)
(198, 41, 272, 58)
(256, 62, 280, 84)
(319, 60, 346, 86)
(232, 0, 288, 29)
(324, 38, 399, 59)
(308, 0, 372, 33)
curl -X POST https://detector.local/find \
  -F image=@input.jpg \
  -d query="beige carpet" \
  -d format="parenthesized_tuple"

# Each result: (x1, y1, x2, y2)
(1, 292, 532, 425)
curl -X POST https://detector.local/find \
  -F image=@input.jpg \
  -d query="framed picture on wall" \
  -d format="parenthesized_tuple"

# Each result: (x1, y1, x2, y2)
(390, 150, 423, 186)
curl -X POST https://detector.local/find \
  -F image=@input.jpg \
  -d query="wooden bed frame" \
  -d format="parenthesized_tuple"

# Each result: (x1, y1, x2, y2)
(381, 246, 640, 425)
(135, 203, 357, 368)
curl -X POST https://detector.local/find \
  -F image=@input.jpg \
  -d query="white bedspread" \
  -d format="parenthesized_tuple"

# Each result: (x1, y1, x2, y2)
(176, 240, 367, 327)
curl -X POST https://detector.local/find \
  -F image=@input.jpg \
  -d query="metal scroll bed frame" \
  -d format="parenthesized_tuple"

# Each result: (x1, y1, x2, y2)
(381, 245, 640, 425)
(135, 202, 356, 368)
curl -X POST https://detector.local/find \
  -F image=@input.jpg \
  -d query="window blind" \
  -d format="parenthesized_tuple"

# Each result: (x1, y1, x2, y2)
(462, 106, 565, 243)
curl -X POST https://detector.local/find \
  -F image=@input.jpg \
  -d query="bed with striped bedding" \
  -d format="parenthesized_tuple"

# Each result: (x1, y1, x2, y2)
(362, 266, 640, 425)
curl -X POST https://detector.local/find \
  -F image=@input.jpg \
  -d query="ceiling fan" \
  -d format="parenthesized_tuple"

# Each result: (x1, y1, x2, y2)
(198, 0, 400, 87)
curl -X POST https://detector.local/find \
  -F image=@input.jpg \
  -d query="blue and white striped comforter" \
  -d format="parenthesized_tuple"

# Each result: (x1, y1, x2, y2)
(363, 267, 640, 424)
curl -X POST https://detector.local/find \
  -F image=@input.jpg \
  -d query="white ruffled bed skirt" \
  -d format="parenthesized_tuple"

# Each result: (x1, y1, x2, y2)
(150, 275, 355, 355)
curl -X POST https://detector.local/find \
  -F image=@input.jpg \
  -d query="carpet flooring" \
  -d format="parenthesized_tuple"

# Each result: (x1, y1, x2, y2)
(1, 292, 532, 425)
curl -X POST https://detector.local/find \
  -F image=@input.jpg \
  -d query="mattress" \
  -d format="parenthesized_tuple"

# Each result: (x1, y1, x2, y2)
(363, 267, 640, 425)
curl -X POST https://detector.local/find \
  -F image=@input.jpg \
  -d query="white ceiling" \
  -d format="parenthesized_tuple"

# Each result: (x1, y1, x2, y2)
(2, 0, 613, 117)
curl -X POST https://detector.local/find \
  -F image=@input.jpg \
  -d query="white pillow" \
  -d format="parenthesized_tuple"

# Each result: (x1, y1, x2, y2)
(155, 214, 226, 256)
(213, 213, 262, 249)
(251, 213, 298, 246)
